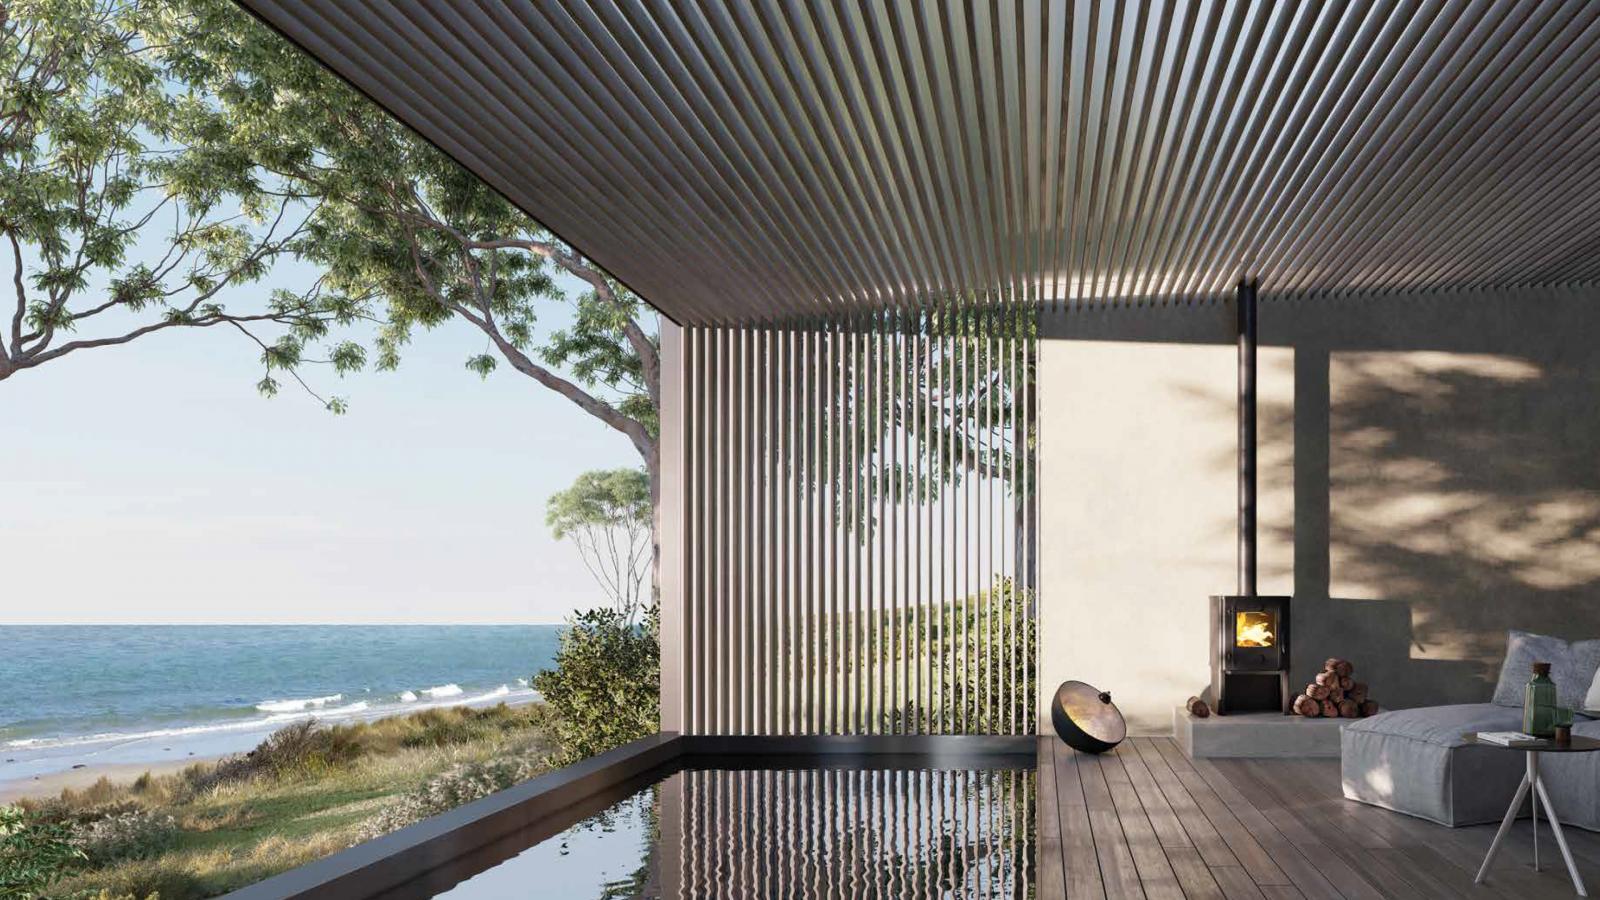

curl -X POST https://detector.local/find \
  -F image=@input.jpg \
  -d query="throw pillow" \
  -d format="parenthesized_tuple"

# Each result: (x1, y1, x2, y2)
(1492, 629, 1599, 711)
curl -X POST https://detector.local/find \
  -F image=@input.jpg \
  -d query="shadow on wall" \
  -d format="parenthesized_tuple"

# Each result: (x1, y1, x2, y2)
(1056, 286, 1600, 711)
(1278, 289, 1600, 708)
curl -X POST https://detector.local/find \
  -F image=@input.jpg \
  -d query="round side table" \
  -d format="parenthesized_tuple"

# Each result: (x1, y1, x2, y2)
(1463, 732, 1600, 897)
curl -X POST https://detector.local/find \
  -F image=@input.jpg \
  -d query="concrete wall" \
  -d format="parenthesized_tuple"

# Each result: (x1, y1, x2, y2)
(1036, 286, 1600, 734)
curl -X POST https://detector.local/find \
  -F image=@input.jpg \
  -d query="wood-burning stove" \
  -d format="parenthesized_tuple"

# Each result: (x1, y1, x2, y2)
(1210, 593, 1291, 714)
(1209, 280, 1293, 715)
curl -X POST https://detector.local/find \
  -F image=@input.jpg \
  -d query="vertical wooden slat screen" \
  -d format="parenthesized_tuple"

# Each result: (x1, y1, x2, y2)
(682, 305, 1037, 736)
(676, 767, 1034, 897)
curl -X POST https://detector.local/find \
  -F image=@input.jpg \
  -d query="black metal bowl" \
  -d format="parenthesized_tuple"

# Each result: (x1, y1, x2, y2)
(1051, 680, 1127, 754)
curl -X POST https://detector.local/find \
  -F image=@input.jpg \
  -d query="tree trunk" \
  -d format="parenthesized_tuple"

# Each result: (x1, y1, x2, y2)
(646, 437, 661, 611)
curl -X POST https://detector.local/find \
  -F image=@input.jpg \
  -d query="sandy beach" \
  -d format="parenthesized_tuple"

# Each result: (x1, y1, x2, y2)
(0, 691, 543, 807)
(0, 756, 226, 805)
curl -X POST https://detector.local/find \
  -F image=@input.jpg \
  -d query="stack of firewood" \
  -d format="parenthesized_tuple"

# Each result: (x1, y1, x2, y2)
(1292, 658, 1380, 718)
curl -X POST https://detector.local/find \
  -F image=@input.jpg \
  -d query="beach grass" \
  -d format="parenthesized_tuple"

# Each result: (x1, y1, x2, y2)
(21, 704, 553, 899)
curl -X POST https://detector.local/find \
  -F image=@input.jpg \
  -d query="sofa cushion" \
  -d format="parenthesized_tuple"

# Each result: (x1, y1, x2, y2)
(1343, 703, 1600, 830)
(1343, 704, 1527, 827)
(1491, 629, 1600, 711)
(1343, 702, 1523, 746)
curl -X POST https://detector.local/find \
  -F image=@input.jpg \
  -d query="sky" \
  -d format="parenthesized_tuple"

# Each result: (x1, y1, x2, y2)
(0, 259, 643, 624)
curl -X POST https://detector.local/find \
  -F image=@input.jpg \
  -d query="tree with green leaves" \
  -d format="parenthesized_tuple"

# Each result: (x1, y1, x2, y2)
(0, 0, 369, 406)
(546, 468, 652, 626)
(141, 0, 666, 590)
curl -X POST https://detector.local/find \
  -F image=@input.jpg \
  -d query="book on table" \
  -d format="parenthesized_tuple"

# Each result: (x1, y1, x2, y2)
(1477, 731, 1539, 746)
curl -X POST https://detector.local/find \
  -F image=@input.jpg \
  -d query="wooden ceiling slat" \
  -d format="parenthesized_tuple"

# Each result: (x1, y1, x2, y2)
(243, 0, 1600, 323)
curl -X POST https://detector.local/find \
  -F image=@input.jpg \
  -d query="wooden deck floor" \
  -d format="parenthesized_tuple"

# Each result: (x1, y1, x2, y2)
(1037, 736, 1600, 900)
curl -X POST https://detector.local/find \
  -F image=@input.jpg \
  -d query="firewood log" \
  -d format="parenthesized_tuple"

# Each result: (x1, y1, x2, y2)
(1185, 696, 1211, 718)
(1315, 671, 1338, 687)
(1338, 699, 1360, 718)
(1360, 700, 1379, 717)
(1293, 695, 1320, 717)
(1306, 683, 1330, 700)
(1319, 699, 1339, 717)
(1334, 660, 1354, 678)
(1348, 683, 1368, 704)
(1338, 675, 1354, 691)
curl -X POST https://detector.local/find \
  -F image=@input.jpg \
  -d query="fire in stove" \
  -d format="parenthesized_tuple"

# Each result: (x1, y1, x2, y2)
(1211, 594, 1291, 714)
(1235, 611, 1275, 648)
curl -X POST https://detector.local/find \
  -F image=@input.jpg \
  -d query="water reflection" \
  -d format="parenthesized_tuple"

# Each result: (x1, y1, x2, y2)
(439, 767, 1035, 900)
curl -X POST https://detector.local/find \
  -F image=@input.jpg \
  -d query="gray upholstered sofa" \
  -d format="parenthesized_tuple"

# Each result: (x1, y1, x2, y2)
(1341, 630, 1600, 828)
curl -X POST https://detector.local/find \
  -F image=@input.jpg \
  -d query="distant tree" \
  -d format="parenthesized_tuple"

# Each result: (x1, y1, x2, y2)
(0, 0, 368, 406)
(546, 469, 652, 625)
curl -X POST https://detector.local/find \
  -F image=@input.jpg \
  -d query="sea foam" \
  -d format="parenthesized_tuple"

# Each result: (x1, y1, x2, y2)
(254, 694, 342, 713)
(421, 684, 463, 699)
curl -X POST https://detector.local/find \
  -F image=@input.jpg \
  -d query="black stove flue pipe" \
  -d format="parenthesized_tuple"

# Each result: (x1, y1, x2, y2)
(1237, 279, 1258, 598)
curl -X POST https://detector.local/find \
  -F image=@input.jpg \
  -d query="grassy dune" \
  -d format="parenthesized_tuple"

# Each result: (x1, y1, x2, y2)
(22, 705, 552, 900)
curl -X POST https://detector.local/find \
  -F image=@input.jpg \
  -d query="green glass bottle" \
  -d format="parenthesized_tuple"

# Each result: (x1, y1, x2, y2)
(1524, 661, 1558, 738)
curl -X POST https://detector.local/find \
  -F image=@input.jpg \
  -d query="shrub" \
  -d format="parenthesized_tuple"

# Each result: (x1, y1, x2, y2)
(0, 804, 84, 900)
(352, 754, 544, 844)
(69, 811, 178, 865)
(532, 605, 659, 767)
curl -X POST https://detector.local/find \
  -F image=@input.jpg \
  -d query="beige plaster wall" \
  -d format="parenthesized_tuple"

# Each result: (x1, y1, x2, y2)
(1036, 287, 1600, 735)
(1036, 305, 1292, 735)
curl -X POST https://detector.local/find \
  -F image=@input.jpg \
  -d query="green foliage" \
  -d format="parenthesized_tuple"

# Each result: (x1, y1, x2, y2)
(0, 0, 364, 405)
(4, 0, 660, 442)
(69, 811, 176, 866)
(136, 0, 659, 439)
(0, 805, 84, 899)
(533, 606, 660, 767)
(547, 469, 653, 620)
(186, 705, 546, 792)
(935, 579, 1036, 735)
(27, 704, 551, 900)
(351, 753, 545, 845)
(545, 469, 651, 540)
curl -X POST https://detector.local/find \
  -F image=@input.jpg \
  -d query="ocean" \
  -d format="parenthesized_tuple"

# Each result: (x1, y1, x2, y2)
(0, 625, 561, 777)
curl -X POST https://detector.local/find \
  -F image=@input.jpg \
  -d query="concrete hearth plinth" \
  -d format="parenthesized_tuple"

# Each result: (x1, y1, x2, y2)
(1173, 707, 1345, 758)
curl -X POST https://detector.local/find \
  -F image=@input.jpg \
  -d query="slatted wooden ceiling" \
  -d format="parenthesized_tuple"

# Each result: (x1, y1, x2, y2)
(241, 0, 1600, 325)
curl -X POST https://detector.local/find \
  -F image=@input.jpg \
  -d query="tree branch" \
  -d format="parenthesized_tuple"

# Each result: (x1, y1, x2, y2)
(465, 236, 660, 404)
(452, 297, 656, 459)
(18, 310, 323, 369)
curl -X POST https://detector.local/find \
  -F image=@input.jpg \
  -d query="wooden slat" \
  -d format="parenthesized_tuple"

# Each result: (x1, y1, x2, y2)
(1036, 738, 1068, 899)
(1028, 740, 1600, 900)
(1098, 750, 1186, 900)
(1054, 741, 1110, 900)
(1139, 739, 1294, 888)
(1114, 744, 1193, 850)
(1165, 846, 1227, 900)
(1187, 753, 1378, 900)
(1210, 863, 1270, 900)
(1127, 737, 1239, 868)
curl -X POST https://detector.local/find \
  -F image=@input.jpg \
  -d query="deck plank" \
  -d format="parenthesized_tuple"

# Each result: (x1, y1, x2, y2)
(1053, 740, 1109, 900)
(1128, 737, 1241, 868)
(1033, 739, 1600, 900)
(1145, 739, 1301, 890)
(1164, 846, 1227, 900)
(1099, 750, 1187, 900)
(1114, 743, 1193, 849)
(1078, 748, 1148, 899)
(1209, 863, 1270, 900)
(1155, 741, 1344, 900)
(1036, 738, 1068, 900)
